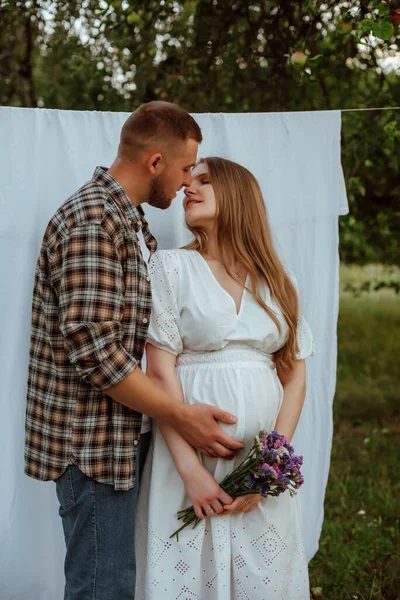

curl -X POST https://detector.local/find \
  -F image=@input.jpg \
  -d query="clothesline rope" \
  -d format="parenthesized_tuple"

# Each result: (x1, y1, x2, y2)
(341, 106, 400, 112)
(4, 105, 400, 114)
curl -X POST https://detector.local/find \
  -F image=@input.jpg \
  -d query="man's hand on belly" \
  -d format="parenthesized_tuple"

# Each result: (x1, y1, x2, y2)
(173, 403, 244, 459)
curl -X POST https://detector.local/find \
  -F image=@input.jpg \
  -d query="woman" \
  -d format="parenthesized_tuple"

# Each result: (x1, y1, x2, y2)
(135, 157, 314, 599)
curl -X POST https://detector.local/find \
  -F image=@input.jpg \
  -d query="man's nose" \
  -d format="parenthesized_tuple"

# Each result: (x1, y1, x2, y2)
(183, 172, 193, 188)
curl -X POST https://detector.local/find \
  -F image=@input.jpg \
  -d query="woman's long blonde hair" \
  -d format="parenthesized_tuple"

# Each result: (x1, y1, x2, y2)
(184, 157, 299, 373)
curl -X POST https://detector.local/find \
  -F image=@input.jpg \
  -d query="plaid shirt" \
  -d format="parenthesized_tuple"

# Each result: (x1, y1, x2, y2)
(24, 167, 157, 490)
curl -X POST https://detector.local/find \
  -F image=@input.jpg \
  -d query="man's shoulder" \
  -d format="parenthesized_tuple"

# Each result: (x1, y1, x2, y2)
(60, 179, 112, 229)
(43, 179, 125, 251)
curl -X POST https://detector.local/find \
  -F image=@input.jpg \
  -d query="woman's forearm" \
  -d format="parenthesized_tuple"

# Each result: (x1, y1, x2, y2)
(274, 360, 307, 442)
(149, 372, 202, 479)
(274, 379, 306, 442)
(159, 423, 202, 478)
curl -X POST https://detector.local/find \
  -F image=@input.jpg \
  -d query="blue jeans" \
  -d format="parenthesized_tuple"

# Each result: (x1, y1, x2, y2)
(55, 432, 151, 600)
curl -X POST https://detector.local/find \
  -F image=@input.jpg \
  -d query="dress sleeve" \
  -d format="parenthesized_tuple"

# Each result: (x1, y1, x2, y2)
(146, 251, 183, 356)
(286, 269, 315, 360)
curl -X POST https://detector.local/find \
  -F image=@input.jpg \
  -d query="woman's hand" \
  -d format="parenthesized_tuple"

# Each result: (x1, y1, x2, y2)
(219, 493, 262, 516)
(182, 463, 233, 520)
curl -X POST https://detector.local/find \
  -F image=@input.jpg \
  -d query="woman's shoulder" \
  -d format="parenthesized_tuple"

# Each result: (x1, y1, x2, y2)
(151, 248, 195, 264)
(153, 247, 193, 258)
(148, 248, 194, 276)
(283, 267, 300, 292)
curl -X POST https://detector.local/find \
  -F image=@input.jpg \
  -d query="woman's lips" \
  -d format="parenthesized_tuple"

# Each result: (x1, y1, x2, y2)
(185, 199, 202, 208)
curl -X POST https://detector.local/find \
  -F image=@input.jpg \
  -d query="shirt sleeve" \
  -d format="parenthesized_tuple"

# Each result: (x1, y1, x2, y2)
(286, 269, 315, 360)
(146, 251, 183, 356)
(55, 222, 139, 390)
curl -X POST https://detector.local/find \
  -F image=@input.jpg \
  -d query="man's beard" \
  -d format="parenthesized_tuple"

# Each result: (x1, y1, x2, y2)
(147, 175, 173, 210)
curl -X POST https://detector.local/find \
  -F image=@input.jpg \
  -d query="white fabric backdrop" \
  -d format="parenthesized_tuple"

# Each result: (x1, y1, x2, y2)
(0, 107, 348, 599)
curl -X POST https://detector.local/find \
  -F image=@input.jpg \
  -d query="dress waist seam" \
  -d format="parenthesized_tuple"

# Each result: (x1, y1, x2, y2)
(176, 346, 275, 368)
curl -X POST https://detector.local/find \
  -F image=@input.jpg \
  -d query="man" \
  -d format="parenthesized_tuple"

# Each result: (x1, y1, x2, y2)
(24, 101, 242, 599)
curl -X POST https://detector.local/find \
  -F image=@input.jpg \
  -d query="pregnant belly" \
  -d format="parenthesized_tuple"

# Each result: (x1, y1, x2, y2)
(176, 362, 283, 449)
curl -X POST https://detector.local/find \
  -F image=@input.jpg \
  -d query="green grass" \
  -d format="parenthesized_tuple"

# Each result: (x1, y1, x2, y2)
(308, 265, 400, 600)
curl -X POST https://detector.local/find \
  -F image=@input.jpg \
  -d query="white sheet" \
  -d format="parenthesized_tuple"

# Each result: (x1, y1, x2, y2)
(0, 107, 348, 599)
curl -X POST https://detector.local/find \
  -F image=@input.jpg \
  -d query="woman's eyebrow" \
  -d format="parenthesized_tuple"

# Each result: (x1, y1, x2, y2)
(192, 171, 208, 180)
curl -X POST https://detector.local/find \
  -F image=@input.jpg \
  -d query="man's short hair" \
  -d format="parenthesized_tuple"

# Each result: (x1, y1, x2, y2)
(119, 101, 202, 159)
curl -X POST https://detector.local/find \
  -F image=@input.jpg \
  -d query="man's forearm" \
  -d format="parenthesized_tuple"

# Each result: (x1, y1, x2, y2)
(104, 352, 243, 458)
(109, 366, 203, 478)
(104, 367, 183, 425)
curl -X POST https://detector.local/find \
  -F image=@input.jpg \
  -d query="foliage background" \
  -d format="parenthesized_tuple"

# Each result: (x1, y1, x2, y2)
(1, 0, 399, 264)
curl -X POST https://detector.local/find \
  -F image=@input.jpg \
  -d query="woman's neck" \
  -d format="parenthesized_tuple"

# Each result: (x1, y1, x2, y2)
(203, 237, 220, 261)
(201, 237, 243, 275)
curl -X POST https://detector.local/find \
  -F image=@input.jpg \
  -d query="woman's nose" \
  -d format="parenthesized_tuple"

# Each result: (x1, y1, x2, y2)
(184, 186, 195, 197)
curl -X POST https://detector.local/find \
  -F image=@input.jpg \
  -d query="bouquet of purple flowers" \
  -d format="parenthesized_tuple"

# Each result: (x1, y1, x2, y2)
(171, 429, 304, 540)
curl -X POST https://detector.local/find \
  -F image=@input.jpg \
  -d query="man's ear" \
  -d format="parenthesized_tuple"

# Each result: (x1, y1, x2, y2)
(147, 153, 163, 175)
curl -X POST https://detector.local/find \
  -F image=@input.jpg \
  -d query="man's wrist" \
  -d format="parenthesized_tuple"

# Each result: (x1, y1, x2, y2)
(159, 396, 187, 427)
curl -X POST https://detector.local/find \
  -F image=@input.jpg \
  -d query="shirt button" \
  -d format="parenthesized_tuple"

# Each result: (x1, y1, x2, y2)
(146, 276, 150, 282)
(133, 440, 139, 446)
(142, 317, 148, 324)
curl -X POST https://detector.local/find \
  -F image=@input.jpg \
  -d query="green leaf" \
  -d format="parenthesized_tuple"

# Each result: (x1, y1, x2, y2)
(308, 54, 323, 67)
(377, 2, 389, 17)
(127, 13, 141, 26)
(360, 18, 374, 33)
(383, 120, 400, 142)
(372, 19, 394, 40)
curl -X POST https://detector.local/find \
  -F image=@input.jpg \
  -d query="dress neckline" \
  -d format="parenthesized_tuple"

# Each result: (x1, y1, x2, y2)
(192, 250, 248, 317)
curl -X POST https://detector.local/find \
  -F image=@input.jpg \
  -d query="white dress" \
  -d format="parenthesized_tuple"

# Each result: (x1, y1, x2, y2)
(135, 249, 314, 600)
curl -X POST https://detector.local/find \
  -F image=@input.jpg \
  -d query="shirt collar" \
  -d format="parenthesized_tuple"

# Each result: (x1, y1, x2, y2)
(93, 166, 145, 232)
